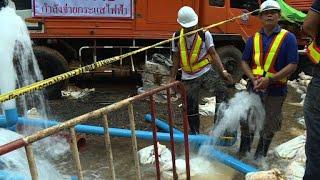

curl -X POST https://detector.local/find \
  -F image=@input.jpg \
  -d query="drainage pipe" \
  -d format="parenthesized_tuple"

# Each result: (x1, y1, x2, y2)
(144, 114, 237, 147)
(0, 117, 258, 174)
(144, 114, 183, 134)
(1, 108, 18, 129)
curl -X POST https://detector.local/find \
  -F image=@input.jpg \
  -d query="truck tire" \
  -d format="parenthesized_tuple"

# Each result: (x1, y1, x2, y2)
(33, 46, 69, 99)
(217, 45, 243, 82)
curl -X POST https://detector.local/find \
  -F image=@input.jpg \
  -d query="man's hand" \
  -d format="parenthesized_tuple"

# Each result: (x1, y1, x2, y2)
(254, 77, 270, 90)
(222, 70, 234, 84)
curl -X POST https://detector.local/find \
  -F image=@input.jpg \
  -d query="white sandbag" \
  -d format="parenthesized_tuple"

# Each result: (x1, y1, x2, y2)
(245, 169, 284, 180)
(138, 143, 172, 165)
(274, 134, 305, 159)
(286, 161, 305, 180)
(199, 97, 216, 116)
(235, 79, 247, 90)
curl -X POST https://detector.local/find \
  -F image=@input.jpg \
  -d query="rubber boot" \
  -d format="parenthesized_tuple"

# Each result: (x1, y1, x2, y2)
(238, 133, 254, 157)
(254, 137, 273, 160)
(188, 114, 200, 135)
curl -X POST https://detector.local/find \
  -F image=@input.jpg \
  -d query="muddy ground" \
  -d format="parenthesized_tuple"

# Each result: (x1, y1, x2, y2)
(46, 76, 305, 179)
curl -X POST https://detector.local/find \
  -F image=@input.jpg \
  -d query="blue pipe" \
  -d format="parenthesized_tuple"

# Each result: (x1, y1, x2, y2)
(204, 146, 258, 173)
(1, 108, 18, 128)
(144, 114, 237, 147)
(144, 114, 183, 134)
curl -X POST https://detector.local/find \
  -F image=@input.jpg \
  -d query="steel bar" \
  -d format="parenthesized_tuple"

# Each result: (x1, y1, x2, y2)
(70, 127, 84, 180)
(150, 95, 161, 180)
(166, 88, 178, 180)
(178, 83, 191, 180)
(128, 104, 142, 180)
(25, 144, 38, 180)
(102, 114, 116, 180)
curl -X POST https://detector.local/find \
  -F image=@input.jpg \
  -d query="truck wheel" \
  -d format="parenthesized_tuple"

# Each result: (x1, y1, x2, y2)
(33, 46, 69, 99)
(217, 46, 243, 82)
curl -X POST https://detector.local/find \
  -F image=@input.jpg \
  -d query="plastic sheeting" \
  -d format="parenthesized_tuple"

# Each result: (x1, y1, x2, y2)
(277, 0, 306, 23)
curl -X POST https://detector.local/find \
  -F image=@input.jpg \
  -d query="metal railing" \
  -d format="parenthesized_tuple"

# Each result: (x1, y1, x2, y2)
(0, 81, 190, 180)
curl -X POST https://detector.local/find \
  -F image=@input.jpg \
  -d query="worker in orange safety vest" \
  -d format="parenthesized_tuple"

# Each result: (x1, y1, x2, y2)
(170, 6, 233, 134)
(239, 0, 299, 160)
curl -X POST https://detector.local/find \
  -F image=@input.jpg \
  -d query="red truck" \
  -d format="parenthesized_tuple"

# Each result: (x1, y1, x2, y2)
(12, 0, 312, 98)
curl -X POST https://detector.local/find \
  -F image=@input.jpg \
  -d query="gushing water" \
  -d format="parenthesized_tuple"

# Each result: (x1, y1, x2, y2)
(0, 6, 47, 120)
(199, 91, 265, 155)
(0, 5, 70, 178)
(0, 128, 65, 179)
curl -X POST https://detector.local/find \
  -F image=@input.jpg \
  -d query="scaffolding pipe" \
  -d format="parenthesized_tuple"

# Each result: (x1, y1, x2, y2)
(127, 104, 142, 180)
(102, 114, 116, 180)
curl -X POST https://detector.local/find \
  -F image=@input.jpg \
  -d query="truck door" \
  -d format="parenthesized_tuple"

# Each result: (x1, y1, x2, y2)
(135, 0, 195, 37)
(226, 0, 261, 39)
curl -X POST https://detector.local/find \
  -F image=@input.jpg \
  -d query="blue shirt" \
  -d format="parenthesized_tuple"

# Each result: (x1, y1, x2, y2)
(242, 25, 299, 96)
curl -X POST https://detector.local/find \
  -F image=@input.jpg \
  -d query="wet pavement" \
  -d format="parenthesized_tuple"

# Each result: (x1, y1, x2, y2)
(47, 77, 305, 179)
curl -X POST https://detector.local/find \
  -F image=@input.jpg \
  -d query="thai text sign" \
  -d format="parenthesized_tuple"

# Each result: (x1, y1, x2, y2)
(33, 0, 133, 18)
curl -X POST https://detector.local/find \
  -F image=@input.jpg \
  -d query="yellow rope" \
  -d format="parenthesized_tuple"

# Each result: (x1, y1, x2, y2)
(0, 10, 258, 103)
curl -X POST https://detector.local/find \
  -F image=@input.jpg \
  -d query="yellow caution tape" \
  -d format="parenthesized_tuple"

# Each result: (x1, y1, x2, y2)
(0, 10, 258, 103)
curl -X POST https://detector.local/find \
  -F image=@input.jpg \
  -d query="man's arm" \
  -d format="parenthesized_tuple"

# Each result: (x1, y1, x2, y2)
(240, 60, 255, 81)
(255, 64, 297, 90)
(303, 0, 320, 38)
(208, 47, 233, 83)
(208, 47, 225, 74)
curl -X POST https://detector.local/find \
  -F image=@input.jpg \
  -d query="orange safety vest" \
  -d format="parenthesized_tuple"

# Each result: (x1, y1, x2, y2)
(306, 41, 320, 64)
(179, 29, 210, 74)
(252, 29, 288, 84)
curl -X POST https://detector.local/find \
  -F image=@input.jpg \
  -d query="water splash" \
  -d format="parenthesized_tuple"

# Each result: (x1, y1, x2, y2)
(0, 6, 48, 120)
(0, 128, 66, 179)
(199, 91, 265, 155)
(0, 5, 70, 178)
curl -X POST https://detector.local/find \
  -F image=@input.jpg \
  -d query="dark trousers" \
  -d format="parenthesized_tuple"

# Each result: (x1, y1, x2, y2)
(239, 83, 285, 158)
(303, 77, 320, 180)
(182, 69, 228, 134)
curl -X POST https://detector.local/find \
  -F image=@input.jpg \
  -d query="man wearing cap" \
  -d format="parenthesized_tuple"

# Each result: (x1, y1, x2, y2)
(239, 0, 298, 159)
(170, 6, 233, 134)
(302, 0, 320, 179)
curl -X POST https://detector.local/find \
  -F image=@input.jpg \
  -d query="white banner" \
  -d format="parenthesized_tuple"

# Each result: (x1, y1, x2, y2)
(33, 0, 133, 18)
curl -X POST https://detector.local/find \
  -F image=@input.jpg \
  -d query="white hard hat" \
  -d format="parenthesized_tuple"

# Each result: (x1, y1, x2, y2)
(260, 0, 281, 13)
(177, 6, 198, 28)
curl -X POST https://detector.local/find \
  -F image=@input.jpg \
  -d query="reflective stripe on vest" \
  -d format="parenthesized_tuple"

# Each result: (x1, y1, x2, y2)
(306, 41, 320, 64)
(179, 29, 210, 74)
(252, 29, 288, 83)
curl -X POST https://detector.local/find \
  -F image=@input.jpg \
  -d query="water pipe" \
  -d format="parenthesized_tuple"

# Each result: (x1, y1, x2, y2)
(144, 114, 183, 134)
(0, 117, 258, 174)
(0, 108, 18, 129)
(202, 146, 258, 173)
(144, 114, 237, 146)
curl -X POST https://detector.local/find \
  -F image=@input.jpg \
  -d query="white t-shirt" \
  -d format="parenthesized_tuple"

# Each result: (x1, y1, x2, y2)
(172, 31, 214, 80)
